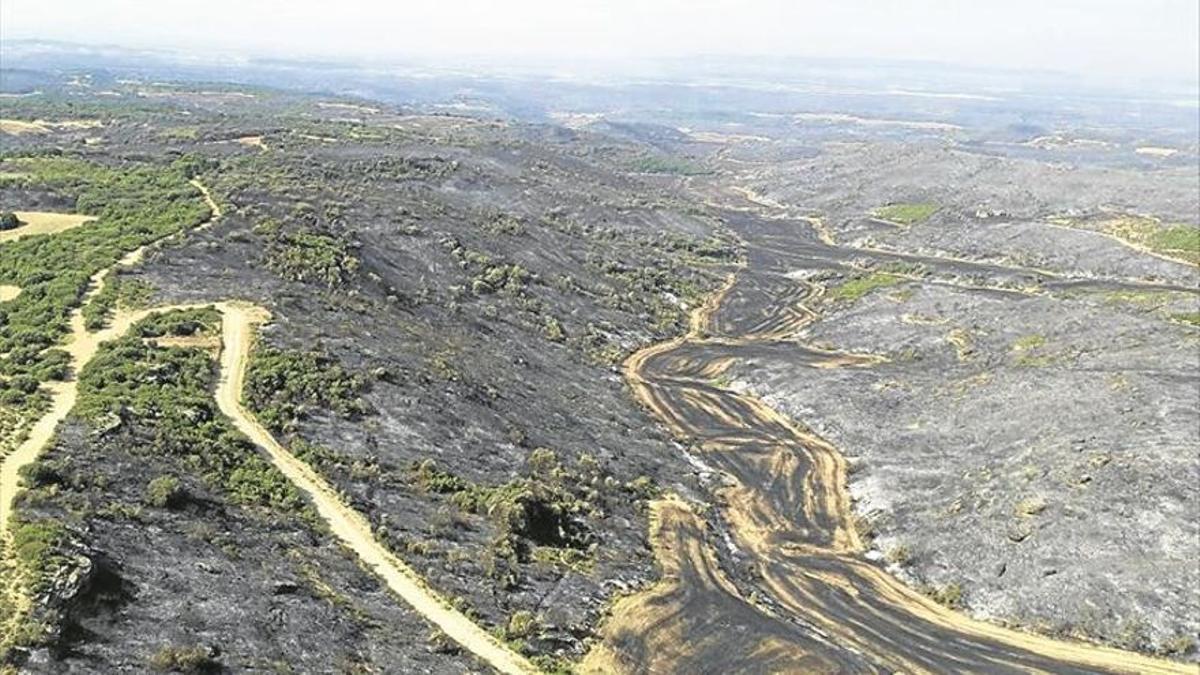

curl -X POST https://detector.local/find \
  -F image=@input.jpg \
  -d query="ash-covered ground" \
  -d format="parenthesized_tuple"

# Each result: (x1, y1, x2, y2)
(2, 51, 1197, 670)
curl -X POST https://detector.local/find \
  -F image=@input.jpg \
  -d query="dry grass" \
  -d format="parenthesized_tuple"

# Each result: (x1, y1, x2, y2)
(1134, 146, 1177, 158)
(234, 135, 267, 150)
(0, 120, 47, 135)
(0, 212, 98, 243)
(0, 119, 102, 135)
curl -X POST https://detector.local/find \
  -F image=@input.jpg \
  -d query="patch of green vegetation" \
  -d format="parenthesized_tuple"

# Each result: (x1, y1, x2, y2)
(134, 307, 220, 338)
(1149, 225, 1200, 255)
(425, 348, 461, 381)
(440, 237, 534, 297)
(630, 155, 709, 175)
(0, 516, 74, 653)
(1102, 289, 1171, 310)
(884, 544, 912, 565)
(1168, 312, 1200, 327)
(478, 212, 525, 236)
(588, 255, 709, 333)
(144, 475, 186, 509)
(1098, 216, 1200, 265)
(82, 277, 156, 331)
(828, 272, 904, 302)
(9, 517, 70, 596)
(157, 125, 202, 141)
(243, 345, 369, 433)
(472, 262, 531, 296)
(0, 155, 208, 388)
(0, 211, 23, 230)
(542, 316, 566, 342)
(259, 221, 360, 288)
(659, 231, 740, 264)
(408, 450, 651, 593)
(1011, 334, 1047, 351)
(1010, 334, 1055, 367)
(75, 312, 309, 516)
(873, 202, 938, 225)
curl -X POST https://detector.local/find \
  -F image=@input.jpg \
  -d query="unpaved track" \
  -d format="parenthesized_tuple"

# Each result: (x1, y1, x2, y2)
(1, 182, 536, 674)
(587, 266, 1193, 672)
(215, 303, 535, 675)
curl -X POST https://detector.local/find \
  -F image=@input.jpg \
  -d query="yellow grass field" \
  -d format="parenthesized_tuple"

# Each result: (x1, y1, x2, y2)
(0, 212, 98, 243)
(0, 119, 103, 135)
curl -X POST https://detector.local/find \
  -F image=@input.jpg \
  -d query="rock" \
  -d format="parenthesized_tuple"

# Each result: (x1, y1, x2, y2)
(1007, 523, 1033, 543)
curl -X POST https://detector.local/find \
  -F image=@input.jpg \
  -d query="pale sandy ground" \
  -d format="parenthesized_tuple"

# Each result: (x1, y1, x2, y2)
(317, 101, 380, 114)
(1136, 146, 1179, 158)
(793, 112, 962, 131)
(0, 119, 102, 135)
(234, 135, 267, 150)
(0, 287, 19, 303)
(0, 212, 97, 243)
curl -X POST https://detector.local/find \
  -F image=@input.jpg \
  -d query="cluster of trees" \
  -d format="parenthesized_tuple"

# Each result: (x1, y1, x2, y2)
(81, 277, 154, 331)
(0, 155, 209, 391)
(243, 345, 369, 433)
(75, 318, 307, 516)
(256, 218, 360, 289)
(408, 448, 655, 595)
(440, 235, 534, 297)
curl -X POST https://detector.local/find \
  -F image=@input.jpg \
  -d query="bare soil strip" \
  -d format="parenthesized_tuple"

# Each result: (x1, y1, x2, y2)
(215, 304, 535, 675)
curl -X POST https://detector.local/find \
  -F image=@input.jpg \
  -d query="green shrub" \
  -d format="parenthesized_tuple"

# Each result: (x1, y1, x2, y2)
(263, 229, 359, 288)
(828, 273, 904, 302)
(873, 202, 938, 225)
(75, 315, 307, 516)
(243, 346, 368, 433)
(504, 610, 539, 640)
(145, 475, 185, 509)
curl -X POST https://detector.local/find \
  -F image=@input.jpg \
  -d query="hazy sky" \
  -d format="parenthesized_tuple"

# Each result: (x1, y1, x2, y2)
(2, 1, 1198, 84)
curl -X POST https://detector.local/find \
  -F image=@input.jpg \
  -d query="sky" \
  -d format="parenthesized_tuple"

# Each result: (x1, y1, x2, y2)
(2, 0, 1198, 86)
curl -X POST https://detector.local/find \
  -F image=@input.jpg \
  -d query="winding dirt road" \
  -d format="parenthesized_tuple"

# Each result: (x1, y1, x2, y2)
(214, 303, 535, 675)
(584, 266, 1194, 672)
(0, 182, 535, 674)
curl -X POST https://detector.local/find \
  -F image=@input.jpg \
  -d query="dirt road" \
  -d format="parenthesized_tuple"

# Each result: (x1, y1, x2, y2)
(1, 182, 536, 674)
(214, 302, 536, 675)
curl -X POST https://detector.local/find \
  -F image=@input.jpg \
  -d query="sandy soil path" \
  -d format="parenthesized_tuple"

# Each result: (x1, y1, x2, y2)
(214, 303, 536, 675)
